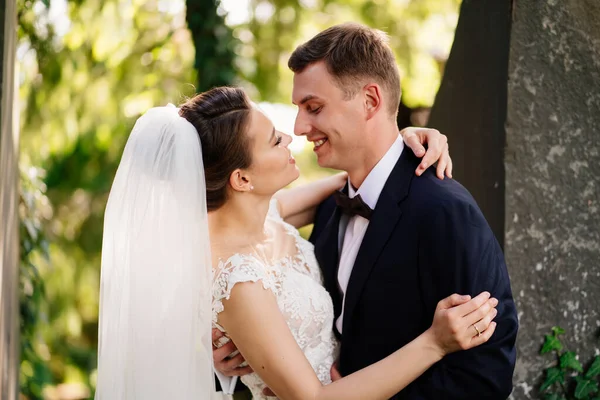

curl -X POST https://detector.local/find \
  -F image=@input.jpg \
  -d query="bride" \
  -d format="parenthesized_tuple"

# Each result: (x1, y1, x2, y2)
(95, 86, 497, 400)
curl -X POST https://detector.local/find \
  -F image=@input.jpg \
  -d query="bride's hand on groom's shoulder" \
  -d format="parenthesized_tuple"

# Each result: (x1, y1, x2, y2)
(400, 127, 452, 179)
(212, 328, 253, 377)
(426, 292, 498, 357)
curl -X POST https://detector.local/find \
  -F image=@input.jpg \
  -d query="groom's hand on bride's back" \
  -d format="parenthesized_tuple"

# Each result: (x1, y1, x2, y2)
(212, 328, 253, 376)
(330, 361, 342, 382)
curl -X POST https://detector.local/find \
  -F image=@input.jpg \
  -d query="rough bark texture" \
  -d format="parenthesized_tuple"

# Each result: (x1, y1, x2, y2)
(506, 0, 600, 398)
(429, 0, 600, 397)
(428, 0, 511, 246)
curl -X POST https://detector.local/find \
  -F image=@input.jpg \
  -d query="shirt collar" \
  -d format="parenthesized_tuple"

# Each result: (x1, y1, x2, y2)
(348, 135, 405, 209)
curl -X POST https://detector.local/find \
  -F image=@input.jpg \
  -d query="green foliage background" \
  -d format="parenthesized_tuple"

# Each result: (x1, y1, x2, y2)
(539, 327, 600, 400)
(16, 0, 460, 397)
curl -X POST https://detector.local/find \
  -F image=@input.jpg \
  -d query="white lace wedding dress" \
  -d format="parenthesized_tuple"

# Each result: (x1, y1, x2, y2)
(212, 200, 339, 399)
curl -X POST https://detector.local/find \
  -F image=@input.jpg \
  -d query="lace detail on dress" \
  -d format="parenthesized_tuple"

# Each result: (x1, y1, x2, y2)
(212, 253, 281, 324)
(212, 199, 338, 399)
(266, 199, 323, 283)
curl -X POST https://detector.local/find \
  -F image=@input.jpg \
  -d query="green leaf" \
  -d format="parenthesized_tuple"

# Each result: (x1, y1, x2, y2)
(552, 326, 566, 335)
(544, 393, 567, 400)
(586, 356, 600, 379)
(560, 351, 584, 372)
(542, 334, 564, 354)
(575, 376, 599, 399)
(541, 367, 565, 392)
(544, 394, 567, 400)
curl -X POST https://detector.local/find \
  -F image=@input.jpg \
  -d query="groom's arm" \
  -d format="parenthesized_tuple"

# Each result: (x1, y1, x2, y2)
(407, 190, 518, 400)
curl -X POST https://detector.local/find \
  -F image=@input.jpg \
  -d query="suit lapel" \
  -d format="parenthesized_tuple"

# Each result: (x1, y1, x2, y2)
(341, 149, 418, 334)
(314, 205, 343, 313)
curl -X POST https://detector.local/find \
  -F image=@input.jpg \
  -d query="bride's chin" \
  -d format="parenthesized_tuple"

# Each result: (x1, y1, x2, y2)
(291, 167, 301, 181)
(282, 170, 300, 188)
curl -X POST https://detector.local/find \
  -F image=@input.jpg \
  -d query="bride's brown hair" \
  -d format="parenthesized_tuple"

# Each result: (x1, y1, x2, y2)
(179, 87, 253, 211)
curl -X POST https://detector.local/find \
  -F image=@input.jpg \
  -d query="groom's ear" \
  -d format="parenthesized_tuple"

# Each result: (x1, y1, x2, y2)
(363, 83, 383, 120)
(229, 169, 253, 193)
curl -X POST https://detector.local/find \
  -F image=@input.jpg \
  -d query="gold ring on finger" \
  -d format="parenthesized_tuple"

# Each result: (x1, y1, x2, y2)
(472, 324, 481, 337)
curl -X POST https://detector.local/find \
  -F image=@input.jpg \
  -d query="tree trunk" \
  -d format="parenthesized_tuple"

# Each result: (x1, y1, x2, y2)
(186, 0, 236, 92)
(0, 0, 20, 398)
(506, 1, 600, 398)
(427, 0, 512, 247)
(429, 0, 600, 398)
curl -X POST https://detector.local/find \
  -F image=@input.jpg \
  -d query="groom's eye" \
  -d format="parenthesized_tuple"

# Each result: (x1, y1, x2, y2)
(307, 106, 322, 114)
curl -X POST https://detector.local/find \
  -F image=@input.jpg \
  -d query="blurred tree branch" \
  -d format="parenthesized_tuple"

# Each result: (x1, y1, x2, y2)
(186, 0, 237, 91)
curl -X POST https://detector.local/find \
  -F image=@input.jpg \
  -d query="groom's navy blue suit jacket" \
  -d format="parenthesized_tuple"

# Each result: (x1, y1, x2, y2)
(309, 150, 518, 399)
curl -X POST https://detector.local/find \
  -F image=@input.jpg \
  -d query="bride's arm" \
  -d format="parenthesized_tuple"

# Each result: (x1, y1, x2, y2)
(273, 172, 346, 228)
(218, 282, 497, 400)
(274, 127, 453, 228)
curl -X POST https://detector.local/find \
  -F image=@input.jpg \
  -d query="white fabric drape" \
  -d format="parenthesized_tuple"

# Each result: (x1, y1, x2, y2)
(95, 105, 216, 399)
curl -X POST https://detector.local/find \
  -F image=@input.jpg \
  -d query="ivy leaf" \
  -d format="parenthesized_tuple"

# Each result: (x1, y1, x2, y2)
(540, 367, 565, 392)
(552, 326, 566, 335)
(541, 334, 564, 354)
(586, 356, 600, 379)
(544, 393, 567, 400)
(574, 376, 599, 399)
(560, 351, 584, 372)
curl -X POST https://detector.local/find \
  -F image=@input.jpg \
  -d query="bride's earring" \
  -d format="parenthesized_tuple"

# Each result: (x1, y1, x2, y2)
(250, 185, 254, 191)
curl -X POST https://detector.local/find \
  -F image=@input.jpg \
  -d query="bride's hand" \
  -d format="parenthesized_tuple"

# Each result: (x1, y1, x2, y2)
(425, 292, 498, 357)
(400, 127, 452, 179)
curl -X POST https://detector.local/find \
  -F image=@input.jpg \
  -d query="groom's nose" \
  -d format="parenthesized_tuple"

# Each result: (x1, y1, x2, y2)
(294, 111, 311, 137)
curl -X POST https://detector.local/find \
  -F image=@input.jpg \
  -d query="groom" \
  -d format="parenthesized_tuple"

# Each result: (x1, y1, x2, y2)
(291, 23, 518, 399)
(215, 23, 518, 399)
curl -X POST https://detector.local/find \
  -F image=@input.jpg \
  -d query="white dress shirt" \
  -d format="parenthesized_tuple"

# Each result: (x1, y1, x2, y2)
(216, 370, 236, 397)
(336, 135, 405, 334)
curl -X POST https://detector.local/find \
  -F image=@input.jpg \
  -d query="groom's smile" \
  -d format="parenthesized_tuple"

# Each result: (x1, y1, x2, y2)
(292, 61, 369, 173)
(307, 133, 333, 164)
(311, 137, 328, 152)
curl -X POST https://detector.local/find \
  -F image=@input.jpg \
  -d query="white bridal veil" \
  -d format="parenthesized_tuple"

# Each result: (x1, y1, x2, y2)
(95, 105, 215, 399)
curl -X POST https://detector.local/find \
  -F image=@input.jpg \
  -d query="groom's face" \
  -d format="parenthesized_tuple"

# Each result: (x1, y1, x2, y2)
(292, 62, 367, 171)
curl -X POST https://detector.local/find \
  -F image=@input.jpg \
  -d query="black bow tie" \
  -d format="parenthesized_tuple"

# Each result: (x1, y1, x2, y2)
(333, 190, 373, 220)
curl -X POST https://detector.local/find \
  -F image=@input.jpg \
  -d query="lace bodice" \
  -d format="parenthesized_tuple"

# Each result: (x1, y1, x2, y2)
(212, 200, 338, 399)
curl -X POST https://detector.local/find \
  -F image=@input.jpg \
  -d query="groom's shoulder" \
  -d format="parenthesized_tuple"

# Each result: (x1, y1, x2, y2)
(309, 195, 337, 244)
(409, 167, 475, 205)
(408, 168, 486, 227)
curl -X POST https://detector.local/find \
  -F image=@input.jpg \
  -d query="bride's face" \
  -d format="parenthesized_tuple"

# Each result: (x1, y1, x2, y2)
(244, 106, 300, 195)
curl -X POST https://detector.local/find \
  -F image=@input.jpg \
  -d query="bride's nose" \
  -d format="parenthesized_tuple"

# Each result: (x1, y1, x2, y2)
(282, 133, 293, 147)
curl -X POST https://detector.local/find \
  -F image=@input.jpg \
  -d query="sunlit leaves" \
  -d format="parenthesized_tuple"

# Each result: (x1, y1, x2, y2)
(234, 0, 461, 106)
(18, 0, 197, 395)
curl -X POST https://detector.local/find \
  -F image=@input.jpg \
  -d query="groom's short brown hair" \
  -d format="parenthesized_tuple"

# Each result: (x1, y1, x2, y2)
(288, 22, 401, 116)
